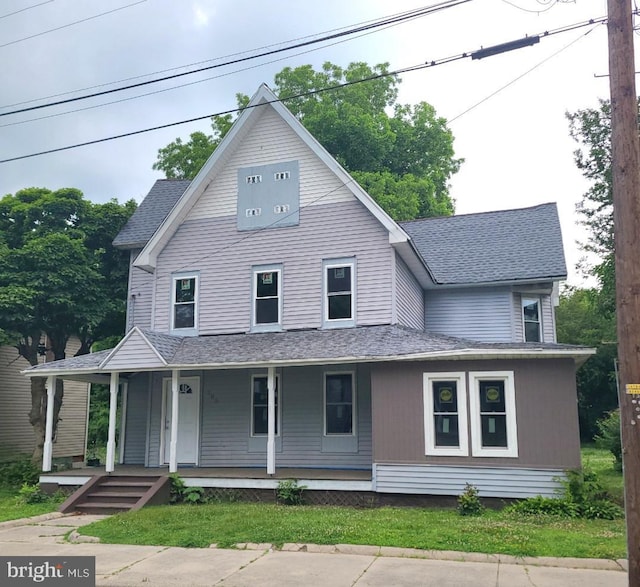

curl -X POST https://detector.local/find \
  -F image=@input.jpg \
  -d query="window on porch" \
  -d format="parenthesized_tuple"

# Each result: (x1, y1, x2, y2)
(324, 372, 355, 435)
(251, 375, 279, 436)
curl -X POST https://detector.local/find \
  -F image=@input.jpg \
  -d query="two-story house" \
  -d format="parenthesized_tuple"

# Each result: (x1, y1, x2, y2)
(29, 84, 592, 501)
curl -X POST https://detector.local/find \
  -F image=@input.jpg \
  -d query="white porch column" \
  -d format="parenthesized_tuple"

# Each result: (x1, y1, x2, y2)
(42, 376, 56, 472)
(266, 366, 276, 475)
(105, 372, 119, 473)
(169, 369, 180, 474)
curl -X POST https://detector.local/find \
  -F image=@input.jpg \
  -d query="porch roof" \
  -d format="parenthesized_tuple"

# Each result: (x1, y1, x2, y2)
(23, 324, 594, 378)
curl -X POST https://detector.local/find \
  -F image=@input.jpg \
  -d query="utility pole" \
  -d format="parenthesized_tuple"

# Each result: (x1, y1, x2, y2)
(607, 0, 640, 582)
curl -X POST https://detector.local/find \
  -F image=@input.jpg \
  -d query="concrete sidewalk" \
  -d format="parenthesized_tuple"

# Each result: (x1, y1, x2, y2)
(0, 513, 629, 587)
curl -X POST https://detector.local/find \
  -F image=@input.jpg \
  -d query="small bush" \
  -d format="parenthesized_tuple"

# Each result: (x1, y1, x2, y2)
(16, 483, 48, 505)
(169, 473, 187, 504)
(0, 457, 40, 488)
(276, 479, 306, 505)
(595, 410, 622, 470)
(505, 495, 579, 518)
(182, 486, 206, 504)
(457, 483, 484, 516)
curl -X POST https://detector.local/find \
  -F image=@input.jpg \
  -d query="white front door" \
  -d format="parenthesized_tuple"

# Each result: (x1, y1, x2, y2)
(163, 376, 200, 465)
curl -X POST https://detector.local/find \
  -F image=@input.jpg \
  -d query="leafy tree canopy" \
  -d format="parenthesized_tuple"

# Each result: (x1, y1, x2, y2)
(153, 62, 461, 221)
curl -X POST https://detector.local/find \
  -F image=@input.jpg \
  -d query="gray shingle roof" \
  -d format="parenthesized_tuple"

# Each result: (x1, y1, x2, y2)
(113, 179, 190, 249)
(25, 325, 591, 374)
(400, 203, 567, 285)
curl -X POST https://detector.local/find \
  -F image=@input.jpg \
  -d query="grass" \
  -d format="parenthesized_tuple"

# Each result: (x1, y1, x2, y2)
(0, 487, 61, 523)
(78, 502, 626, 558)
(582, 444, 624, 504)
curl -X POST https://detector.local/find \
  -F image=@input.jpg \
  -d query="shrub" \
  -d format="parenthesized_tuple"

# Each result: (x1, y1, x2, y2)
(276, 479, 306, 505)
(182, 486, 206, 504)
(168, 474, 206, 504)
(457, 483, 484, 516)
(505, 495, 579, 518)
(595, 409, 622, 470)
(0, 457, 40, 488)
(16, 483, 48, 504)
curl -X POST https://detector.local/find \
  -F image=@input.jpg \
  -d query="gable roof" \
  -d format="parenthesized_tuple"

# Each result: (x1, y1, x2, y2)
(400, 203, 567, 286)
(129, 84, 408, 272)
(113, 179, 190, 249)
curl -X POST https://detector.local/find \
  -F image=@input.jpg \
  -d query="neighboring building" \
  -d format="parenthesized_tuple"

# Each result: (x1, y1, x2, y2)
(27, 84, 592, 499)
(1, 338, 88, 463)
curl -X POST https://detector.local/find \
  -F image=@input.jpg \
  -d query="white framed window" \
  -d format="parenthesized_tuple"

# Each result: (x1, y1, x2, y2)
(469, 371, 518, 458)
(252, 264, 282, 331)
(171, 273, 199, 333)
(423, 372, 468, 456)
(324, 372, 355, 435)
(251, 374, 280, 436)
(323, 258, 355, 327)
(522, 296, 541, 342)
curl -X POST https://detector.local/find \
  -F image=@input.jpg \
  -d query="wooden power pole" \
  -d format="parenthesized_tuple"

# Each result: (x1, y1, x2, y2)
(607, 0, 640, 582)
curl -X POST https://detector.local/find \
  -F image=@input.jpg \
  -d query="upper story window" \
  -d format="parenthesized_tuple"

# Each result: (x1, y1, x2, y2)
(252, 264, 282, 332)
(423, 372, 468, 456)
(469, 371, 518, 458)
(324, 372, 355, 435)
(171, 273, 199, 333)
(522, 296, 541, 342)
(323, 258, 355, 328)
(251, 375, 279, 436)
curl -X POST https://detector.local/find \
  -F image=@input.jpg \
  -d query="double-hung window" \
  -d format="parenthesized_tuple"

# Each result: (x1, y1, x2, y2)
(469, 371, 518, 457)
(252, 265, 282, 331)
(522, 296, 541, 342)
(324, 372, 355, 435)
(323, 258, 355, 327)
(171, 273, 198, 333)
(251, 375, 279, 436)
(423, 373, 468, 456)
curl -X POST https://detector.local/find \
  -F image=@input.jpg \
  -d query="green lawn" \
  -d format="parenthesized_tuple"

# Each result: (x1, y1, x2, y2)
(582, 445, 625, 504)
(79, 502, 626, 558)
(0, 487, 60, 523)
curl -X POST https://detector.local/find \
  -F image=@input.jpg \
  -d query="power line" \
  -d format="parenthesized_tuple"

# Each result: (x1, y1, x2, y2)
(0, 3, 458, 111)
(0, 1, 147, 49)
(0, 0, 54, 20)
(0, 0, 470, 118)
(0, 12, 610, 164)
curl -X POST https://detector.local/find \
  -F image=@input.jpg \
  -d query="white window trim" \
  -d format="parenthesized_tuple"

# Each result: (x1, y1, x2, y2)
(423, 372, 469, 457)
(250, 374, 281, 437)
(469, 371, 518, 458)
(252, 264, 283, 332)
(323, 258, 356, 328)
(521, 295, 542, 343)
(170, 272, 199, 335)
(323, 371, 356, 436)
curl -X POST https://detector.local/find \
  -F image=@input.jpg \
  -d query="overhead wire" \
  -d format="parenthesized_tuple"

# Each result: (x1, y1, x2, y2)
(0, 0, 147, 49)
(0, 0, 54, 20)
(0, 0, 471, 118)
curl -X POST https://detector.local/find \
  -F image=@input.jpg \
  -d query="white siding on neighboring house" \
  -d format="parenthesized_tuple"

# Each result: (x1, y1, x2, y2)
(189, 107, 354, 221)
(128, 249, 154, 330)
(153, 200, 393, 335)
(425, 287, 513, 342)
(395, 254, 424, 330)
(0, 338, 89, 461)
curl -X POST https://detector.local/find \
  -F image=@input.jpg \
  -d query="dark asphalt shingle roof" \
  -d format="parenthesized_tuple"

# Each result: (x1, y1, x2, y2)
(113, 179, 190, 249)
(25, 325, 590, 374)
(400, 203, 567, 285)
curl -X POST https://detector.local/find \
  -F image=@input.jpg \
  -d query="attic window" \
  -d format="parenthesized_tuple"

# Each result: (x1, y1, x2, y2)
(246, 175, 262, 184)
(274, 171, 290, 181)
(274, 204, 290, 214)
(245, 208, 262, 217)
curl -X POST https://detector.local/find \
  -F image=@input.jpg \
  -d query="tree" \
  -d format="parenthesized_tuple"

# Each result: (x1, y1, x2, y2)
(555, 287, 618, 441)
(153, 62, 461, 221)
(0, 188, 136, 461)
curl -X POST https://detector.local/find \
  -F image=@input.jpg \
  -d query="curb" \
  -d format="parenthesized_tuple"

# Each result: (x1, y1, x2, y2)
(232, 542, 628, 572)
(0, 512, 65, 530)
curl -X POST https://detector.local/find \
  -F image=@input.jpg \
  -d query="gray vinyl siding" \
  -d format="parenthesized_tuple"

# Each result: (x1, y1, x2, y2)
(128, 249, 154, 330)
(103, 330, 165, 370)
(123, 374, 149, 465)
(153, 200, 393, 334)
(374, 464, 564, 498)
(395, 254, 425, 330)
(139, 365, 372, 469)
(0, 339, 89, 461)
(513, 293, 557, 343)
(425, 287, 513, 342)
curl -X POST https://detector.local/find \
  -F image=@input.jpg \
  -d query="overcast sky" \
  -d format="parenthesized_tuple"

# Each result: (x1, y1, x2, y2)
(0, 0, 618, 284)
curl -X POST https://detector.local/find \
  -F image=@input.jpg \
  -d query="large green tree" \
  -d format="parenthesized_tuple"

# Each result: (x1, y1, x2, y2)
(153, 62, 461, 221)
(0, 188, 136, 460)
